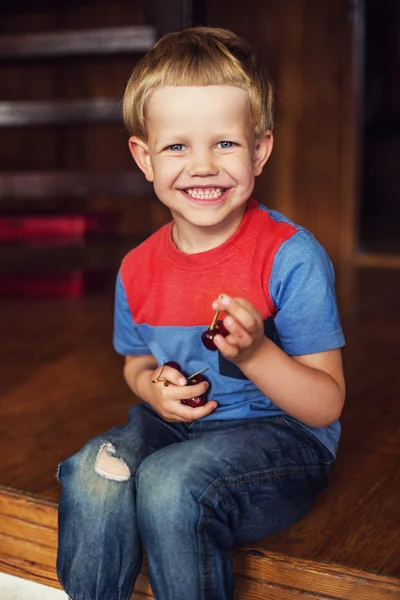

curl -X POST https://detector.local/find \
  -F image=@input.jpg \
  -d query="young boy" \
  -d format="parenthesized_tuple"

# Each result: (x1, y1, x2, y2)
(57, 27, 345, 600)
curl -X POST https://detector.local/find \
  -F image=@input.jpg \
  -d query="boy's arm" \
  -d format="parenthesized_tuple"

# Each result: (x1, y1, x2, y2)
(211, 295, 345, 429)
(123, 354, 159, 399)
(238, 342, 344, 428)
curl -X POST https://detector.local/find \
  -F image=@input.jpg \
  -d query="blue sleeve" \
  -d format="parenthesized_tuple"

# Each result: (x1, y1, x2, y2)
(113, 271, 151, 356)
(270, 231, 345, 356)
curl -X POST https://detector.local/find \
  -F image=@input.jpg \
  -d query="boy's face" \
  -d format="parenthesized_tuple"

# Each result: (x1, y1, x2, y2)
(129, 85, 272, 235)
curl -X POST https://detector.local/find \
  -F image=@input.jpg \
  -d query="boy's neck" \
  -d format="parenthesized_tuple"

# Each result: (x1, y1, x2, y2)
(170, 204, 248, 255)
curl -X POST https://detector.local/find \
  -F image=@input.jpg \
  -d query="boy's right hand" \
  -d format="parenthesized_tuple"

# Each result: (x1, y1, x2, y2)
(145, 364, 218, 422)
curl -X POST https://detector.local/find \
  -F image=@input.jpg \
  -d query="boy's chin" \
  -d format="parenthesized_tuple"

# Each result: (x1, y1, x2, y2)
(173, 205, 245, 228)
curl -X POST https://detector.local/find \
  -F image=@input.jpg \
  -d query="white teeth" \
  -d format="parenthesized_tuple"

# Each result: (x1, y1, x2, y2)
(185, 187, 224, 199)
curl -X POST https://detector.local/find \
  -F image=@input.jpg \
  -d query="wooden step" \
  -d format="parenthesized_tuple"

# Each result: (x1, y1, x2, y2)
(0, 270, 399, 598)
(0, 99, 122, 127)
(0, 27, 156, 60)
(1, 487, 399, 600)
(0, 171, 153, 200)
(0, 239, 143, 275)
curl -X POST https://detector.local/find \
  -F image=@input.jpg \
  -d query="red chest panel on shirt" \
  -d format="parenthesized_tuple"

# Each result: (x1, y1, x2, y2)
(121, 201, 297, 327)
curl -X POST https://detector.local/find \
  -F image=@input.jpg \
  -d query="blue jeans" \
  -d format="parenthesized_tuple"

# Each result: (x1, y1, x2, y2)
(57, 404, 334, 600)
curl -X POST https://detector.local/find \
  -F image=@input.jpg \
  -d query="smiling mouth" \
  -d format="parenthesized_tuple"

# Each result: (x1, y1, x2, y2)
(184, 187, 226, 200)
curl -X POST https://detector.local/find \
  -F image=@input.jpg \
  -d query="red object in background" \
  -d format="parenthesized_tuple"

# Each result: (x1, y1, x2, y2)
(0, 271, 85, 298)
(0, 271, 114, 298)
(0, 212, 119, 244)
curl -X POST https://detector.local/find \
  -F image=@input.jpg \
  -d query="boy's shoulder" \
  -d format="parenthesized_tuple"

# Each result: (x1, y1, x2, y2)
(256, 202, 301, 235)
(255, 202, 326, 255)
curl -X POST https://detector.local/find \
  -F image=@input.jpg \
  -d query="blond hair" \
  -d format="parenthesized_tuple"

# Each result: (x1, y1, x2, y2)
(123, 27, 274, 140)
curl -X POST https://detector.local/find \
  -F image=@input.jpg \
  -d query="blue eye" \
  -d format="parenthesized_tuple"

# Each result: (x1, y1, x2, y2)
(218, 141, 235, 149)
(167, 144, 184, 151)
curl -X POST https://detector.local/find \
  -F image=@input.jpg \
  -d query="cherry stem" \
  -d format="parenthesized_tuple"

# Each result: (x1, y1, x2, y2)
(187, 367, 208, 381)
(151, 363, 165, 384)
(154, 366, 208, 385)
(210, 311, 219, 330)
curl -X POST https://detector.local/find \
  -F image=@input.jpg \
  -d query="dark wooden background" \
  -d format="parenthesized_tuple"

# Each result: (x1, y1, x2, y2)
(0, 0, 360, 263)
(1, 0, 399, 264)
(0, 2, 400, 596)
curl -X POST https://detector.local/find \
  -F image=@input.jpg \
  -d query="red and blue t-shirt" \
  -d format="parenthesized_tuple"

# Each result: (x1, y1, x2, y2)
(114, 199, 345, 456)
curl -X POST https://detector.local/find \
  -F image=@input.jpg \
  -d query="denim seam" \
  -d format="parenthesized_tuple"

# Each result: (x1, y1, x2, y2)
(198, 465, 323, 600)
(205, 465, 327, 500)
(199, 503, 212, 600)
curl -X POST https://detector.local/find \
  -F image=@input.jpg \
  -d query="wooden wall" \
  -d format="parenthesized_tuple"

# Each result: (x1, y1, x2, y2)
(0, 0, 360, 262)
(0, 0, 155, 239)
(209, 0, 358, 262)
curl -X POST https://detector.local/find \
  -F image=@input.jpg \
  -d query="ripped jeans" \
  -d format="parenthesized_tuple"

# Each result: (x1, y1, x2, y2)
(57, 403, 334, 600)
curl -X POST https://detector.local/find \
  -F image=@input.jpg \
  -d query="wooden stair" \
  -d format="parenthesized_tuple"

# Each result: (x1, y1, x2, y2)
(1, 487, 399, 600)
(0, 268, 400, 598)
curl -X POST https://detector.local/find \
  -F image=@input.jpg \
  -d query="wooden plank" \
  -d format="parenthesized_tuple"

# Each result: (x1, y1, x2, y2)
(352, 252, 400, 269)
(235, 576, 335, 600)
(232, 550, 400, 600)
(1, 488, 399, 600)
(153, 0, 194, 34)
(0, 554, 59, 589)
(0, 239, 141, 274)
(0, 99, 122, 127)
(0, 27, 156, 59)
(338, 0, 365, 261)
(0, 487, 57, 523)
(0, 171, 153, 199)
(0, 269, 399, 593)
(0, 489, 58, 586)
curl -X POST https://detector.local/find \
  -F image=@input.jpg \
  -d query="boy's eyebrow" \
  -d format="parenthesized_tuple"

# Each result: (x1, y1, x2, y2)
(215, 132, 246, 139)
(154, 130, 248, 146)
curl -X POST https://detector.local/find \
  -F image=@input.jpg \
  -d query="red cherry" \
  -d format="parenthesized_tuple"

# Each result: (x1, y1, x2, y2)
(164, 361, 181, 371)
(201, 316, 229, 351)
(181, 373, 207, 407)
(215, 320, 229, 336)
(182, 397, 205, 408)
(201, 329, 219, 351)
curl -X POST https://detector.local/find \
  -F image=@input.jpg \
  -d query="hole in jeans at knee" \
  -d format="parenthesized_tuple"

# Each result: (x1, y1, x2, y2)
(94, 443, 130, 482)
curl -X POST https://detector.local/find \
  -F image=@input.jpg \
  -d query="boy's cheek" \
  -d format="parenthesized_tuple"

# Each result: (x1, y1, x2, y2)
(222, 155, 255, 176)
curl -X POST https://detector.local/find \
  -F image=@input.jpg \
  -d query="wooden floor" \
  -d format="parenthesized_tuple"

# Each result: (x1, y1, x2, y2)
(0, 265, 399, 599)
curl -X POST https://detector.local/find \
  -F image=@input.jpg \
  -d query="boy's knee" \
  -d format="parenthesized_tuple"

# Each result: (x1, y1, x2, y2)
(57, 440, 131, 491)
(136, 454, 197, 520)
(94, 443, 130, 482)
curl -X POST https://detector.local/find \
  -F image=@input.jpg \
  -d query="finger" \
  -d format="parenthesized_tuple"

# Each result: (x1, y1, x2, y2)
(223, 316, 254, 347)
(152, 365, 187, 387)
(213, 333, 241, 359)
(164, 366, 187, 386)
(171, 400, 218, 422)
(177, 380, 209, 401)
(212, 295, 258, 334)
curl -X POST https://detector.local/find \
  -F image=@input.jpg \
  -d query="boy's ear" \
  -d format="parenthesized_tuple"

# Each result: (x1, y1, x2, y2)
(128, 136, 154, 182)
(253, 130, 274, 176)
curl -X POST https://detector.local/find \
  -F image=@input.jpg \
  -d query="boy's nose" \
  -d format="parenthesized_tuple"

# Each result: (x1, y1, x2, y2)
(186, 151, 219, 177)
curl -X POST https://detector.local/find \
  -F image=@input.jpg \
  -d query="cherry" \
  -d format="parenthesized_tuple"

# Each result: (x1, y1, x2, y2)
(164, 361, 181, 371)
(201, 311, 229, 351)
(181, 373, 207, 408)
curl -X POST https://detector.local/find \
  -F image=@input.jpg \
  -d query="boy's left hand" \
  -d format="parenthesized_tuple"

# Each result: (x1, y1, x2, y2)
(211, 294, 266, 365)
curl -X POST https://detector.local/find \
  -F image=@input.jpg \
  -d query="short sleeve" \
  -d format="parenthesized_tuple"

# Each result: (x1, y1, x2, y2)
(113, 271, 151, 356)
(270, 231, 345, 356)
